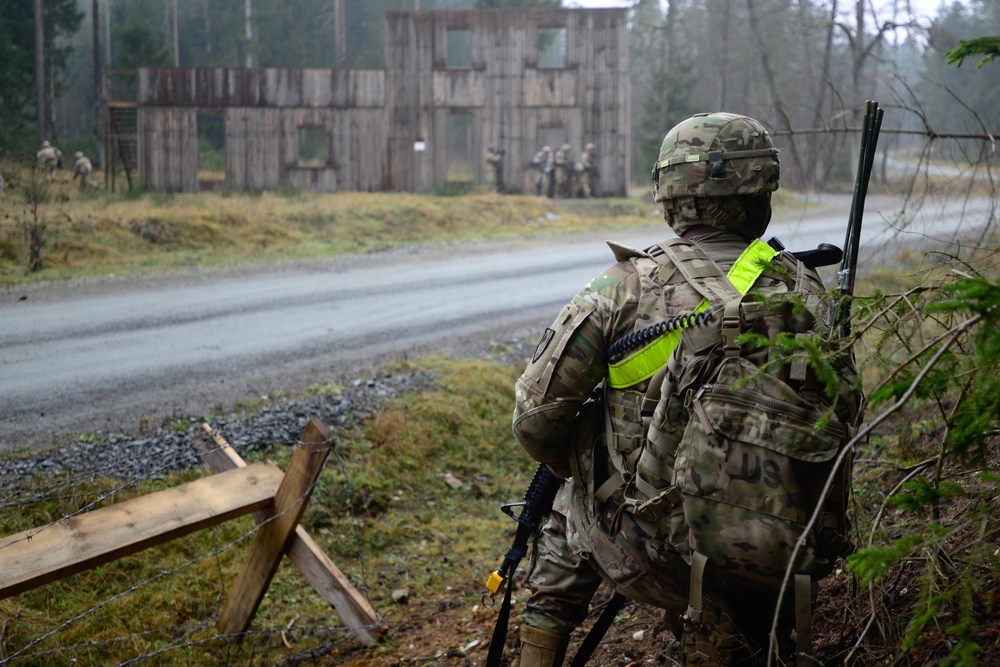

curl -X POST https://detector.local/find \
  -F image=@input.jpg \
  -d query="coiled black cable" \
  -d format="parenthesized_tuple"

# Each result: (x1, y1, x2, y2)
(608, 306, 720, 362)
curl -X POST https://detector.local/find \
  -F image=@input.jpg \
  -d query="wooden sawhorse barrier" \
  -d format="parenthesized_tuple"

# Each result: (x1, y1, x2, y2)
(0, 418, 382, 645)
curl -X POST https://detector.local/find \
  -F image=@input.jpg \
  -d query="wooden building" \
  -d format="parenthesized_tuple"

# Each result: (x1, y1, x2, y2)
(127, 8, 629, 195)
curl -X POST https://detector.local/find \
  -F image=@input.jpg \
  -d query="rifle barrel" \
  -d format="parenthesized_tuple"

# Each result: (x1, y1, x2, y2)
(836, 100, 883, 335)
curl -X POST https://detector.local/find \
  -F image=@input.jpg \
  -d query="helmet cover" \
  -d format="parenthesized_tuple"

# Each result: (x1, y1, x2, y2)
(652, 112, 779, 202)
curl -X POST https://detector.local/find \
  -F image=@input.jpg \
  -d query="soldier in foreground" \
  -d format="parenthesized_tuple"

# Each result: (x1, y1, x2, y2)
(73, 151, 95, 190)
(511, 113, 860, 666)
(36, 141, 62, 182)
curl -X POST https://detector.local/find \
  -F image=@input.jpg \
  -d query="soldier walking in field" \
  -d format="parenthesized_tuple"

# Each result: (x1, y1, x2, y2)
(73, 151, 95, 190)
(36, 141, 62, 182)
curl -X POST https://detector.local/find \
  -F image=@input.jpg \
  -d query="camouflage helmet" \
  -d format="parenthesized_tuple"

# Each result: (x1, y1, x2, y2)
(42, 141, 51, 148)
(652, 112, 779, 203)
(560, 143, 571, 153)
(585, 142, 595, 152)
(75, 151, 83, 158)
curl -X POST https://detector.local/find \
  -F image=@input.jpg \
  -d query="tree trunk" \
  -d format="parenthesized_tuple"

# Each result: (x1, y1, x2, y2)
(203, 0, 213, 56)
(334, 0, 347, 69)
(48, 60, 60, 149)
(35, 0, 46, 146)
(94, 0, 105, 169)
(745, 0, 805, 189)
(29, 225, 44, 273)
(802, 0, 838, 189)
(245, 0, 254, 67)
(715, 0, 731, 109)
(173, 0, 180, 67)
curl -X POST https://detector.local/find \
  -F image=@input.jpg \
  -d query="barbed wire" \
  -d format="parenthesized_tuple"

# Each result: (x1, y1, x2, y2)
(3, 458, 325, 663)
(0, 371, 432, 665)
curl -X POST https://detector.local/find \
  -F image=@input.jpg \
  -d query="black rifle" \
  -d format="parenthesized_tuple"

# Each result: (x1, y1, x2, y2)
(484, 462, 629, 667)
(835, 100, 884, 335)
(485, 463, 561, 666)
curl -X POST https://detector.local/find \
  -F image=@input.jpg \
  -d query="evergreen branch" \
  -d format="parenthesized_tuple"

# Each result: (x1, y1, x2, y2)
(945, 37, 1000, 69)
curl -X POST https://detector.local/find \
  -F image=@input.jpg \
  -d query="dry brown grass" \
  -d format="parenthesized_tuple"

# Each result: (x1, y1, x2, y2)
(0, 164, 657, 286)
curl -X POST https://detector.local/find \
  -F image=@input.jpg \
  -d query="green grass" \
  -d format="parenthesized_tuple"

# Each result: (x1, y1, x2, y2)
(0, 357, 529, 666)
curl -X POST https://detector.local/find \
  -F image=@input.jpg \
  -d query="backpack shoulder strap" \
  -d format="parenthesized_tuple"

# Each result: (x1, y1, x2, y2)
(651, 238, 741, 303)
(607, 239, 779, 390)
(606, 240, 652, 262)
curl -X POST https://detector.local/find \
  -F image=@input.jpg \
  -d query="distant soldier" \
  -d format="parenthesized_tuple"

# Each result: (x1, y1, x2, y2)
(485, 145, 506, 194)
(36, 141, 62, 182)
(530, 145, 554, 197)
(72, 151, 95, 190)
(577, 142, 598, 198)
(553, 143, 573, 198)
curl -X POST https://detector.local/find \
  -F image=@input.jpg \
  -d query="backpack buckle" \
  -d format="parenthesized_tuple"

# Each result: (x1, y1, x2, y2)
(722, 300, 742, 357)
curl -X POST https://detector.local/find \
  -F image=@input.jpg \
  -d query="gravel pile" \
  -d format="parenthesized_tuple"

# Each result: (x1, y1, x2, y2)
(0, 337, 535, 501)
(0, 369, 437, 498)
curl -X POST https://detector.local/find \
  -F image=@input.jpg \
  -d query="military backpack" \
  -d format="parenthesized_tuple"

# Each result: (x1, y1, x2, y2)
(601, 236, 861, 664)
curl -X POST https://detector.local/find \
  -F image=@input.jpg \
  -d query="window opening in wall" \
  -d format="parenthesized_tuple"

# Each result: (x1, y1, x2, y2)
(446, 29, 473, 68)
(196, 113, 226, 191)
(446, 113, 474, 183)
(538, 127, 568, 156)
(297, 126, 329, 167)
(538, 28, 567, 68)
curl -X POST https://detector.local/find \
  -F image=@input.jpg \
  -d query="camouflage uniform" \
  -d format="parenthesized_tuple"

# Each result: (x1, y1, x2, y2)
(531, 146, 554, 197)
(36, 141, 62, 182)
(485, 145, 505, 194)
(73, 152, 94, 190)
(553, 144, 572, 198)
(576, 143, 597, 198)
(512, 113, 858, 666)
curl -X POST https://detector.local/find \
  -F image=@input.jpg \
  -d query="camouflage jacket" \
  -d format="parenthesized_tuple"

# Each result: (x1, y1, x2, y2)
(513, 229, 862, 608)
(512, 230, 858, 481)
(514, 230, 750, 468)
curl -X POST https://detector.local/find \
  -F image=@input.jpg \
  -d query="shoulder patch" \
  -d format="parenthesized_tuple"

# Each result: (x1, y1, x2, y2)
(532, 328, 556, 363)
(607, 240, 651, 262)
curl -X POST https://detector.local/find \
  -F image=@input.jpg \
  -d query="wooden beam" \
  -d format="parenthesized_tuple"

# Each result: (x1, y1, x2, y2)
(217, 419, 334, 637)
(0, 463, 284, 601)
(196, 423, 382, 644)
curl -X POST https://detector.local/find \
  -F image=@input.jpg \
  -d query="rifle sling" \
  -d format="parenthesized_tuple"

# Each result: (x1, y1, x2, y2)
(569, 592, 629, 667)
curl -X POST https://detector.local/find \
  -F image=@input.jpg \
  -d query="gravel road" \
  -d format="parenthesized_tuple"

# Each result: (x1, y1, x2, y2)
(2, 191, 987, 480)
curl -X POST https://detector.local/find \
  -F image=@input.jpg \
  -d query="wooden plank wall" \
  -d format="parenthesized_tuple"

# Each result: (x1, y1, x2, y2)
(133, 9, 629, 195)
(384, 8, 629, 195)
(137, 68, 387, 193)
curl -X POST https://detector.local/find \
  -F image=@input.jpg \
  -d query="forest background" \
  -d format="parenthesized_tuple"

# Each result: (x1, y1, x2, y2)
(2, 1, 1000, 666)
(1, 0, 998, 192)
